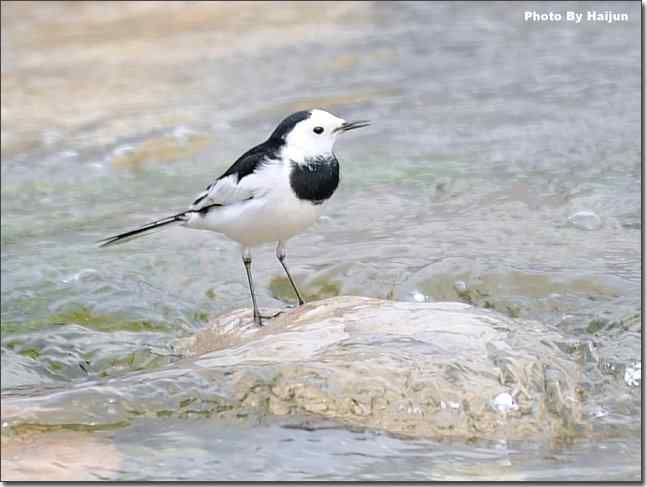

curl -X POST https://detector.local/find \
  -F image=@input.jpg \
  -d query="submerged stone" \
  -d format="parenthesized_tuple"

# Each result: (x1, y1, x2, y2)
(177, 296, 583, 440)
(2, 297, 586, 443)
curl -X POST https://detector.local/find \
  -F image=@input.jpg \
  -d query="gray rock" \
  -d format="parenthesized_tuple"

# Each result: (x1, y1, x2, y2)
(2, 297, 585, 441)
(176, 296, 584, 440)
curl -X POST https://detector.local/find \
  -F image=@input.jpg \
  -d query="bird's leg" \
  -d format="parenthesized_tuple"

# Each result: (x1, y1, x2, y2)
(242, 249, 263, 326)
(276, 241, 305, 306)
(242, 248, 280, 326)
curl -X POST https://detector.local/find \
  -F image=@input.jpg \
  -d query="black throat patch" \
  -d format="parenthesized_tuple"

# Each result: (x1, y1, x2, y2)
(289, 155, 340, 205)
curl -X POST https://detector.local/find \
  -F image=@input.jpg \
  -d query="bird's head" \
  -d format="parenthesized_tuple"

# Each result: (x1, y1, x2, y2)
(270, 109, 369, 160)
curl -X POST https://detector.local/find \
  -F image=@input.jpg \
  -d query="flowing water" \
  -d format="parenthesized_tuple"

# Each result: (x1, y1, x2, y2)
(1, 1, 641, 481)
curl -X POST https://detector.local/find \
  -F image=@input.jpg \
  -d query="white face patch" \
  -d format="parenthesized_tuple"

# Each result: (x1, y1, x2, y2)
(283, 109, 345, 162)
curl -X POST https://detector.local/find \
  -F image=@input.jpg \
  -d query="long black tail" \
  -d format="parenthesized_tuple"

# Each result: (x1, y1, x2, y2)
(97, 211, 189, 248)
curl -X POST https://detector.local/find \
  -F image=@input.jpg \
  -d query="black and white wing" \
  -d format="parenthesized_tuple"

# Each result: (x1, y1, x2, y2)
(99, 141, 280, 247)
(189, 141, 278, 212)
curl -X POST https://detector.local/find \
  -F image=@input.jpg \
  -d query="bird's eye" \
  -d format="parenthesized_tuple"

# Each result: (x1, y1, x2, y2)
(313, 126, 324, 135)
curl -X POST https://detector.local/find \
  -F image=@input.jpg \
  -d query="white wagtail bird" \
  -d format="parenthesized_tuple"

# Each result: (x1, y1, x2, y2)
(98, 109, 369, 326)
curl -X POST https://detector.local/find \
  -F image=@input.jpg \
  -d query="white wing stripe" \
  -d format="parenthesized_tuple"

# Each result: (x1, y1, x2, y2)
(189, 159, 282, 211)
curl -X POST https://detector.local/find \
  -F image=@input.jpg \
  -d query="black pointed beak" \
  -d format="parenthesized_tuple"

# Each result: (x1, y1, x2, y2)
(334, 120, 371, 133)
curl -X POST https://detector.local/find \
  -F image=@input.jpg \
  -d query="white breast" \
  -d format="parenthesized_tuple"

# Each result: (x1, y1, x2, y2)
(185, 160, 324, 247)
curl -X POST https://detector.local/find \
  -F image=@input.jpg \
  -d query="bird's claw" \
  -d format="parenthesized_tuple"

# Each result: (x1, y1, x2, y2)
(253, 310, 284, 327)
(260, 310, 283, 319)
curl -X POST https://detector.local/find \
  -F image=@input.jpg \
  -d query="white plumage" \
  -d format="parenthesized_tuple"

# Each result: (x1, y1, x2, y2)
(186, 160, 323, 247)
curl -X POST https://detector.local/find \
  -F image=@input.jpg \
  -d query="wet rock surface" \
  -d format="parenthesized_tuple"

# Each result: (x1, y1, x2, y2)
(1, 297, 584, 444)
(176, 296, 584, 440)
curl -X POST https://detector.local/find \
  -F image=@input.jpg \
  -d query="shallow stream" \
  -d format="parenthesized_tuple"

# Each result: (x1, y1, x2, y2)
(1, 1, 641, 480)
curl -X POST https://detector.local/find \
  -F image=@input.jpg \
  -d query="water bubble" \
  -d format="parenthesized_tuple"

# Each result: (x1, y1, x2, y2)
(494, 439, 508, 451)
(62, 269, 99, 284)
(454, 280, 467, 293)
(591, 406, 608, 418)
(491, 392, 518, 413)
(112, 145, 135, 158)
(567, 211, 602, 230)
(624, 361, 641, 387)
(60, 150, 78, 159)
(412, 291, 426, 303)
(173, 125, 197, 142)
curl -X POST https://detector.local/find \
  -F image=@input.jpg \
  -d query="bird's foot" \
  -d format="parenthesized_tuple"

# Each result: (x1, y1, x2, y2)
(253, 310, 284, 327)
(259, 310, 283, 319)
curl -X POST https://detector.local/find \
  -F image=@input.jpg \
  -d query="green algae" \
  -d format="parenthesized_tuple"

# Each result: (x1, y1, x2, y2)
(5, 420, 131, 438)
(192, 310, 210, 323)
(205, 288, 219, 300)
(18, 347, 41, 360)
(586, 311, 642, 336)
(105, 351, 171, 373)
(1, 305, 171, 336)
(269, 275, 341, 303)
(48, 361, 64, 371)
(419, 271, 623, 320)
(586, 319, 607, 334)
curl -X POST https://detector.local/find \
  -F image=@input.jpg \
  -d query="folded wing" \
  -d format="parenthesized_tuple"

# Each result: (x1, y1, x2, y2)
(189, 140, 279, 211)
